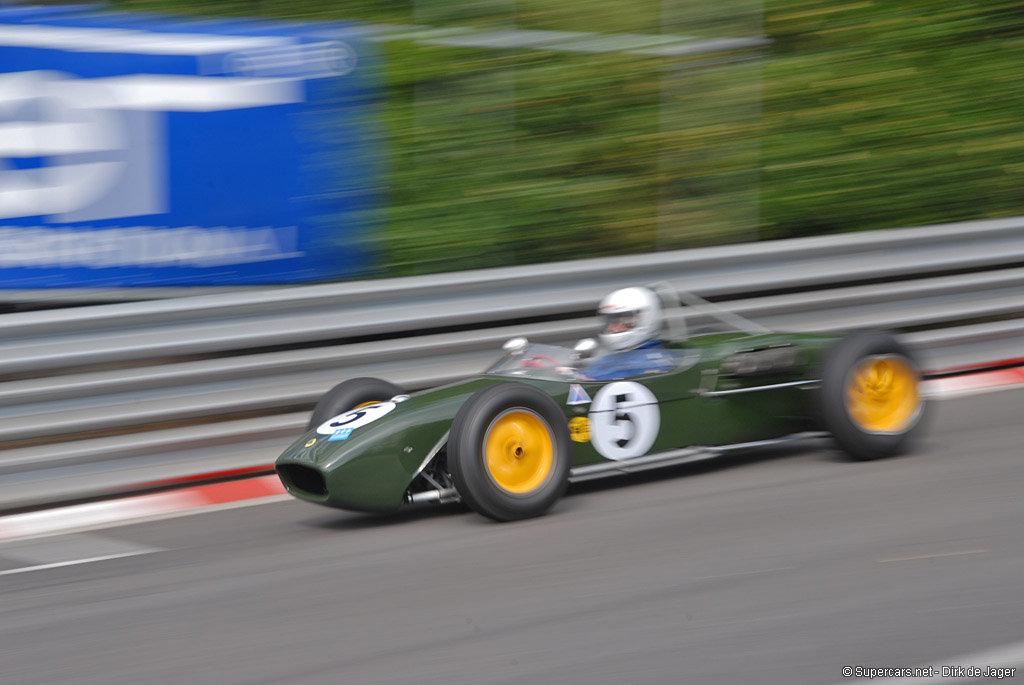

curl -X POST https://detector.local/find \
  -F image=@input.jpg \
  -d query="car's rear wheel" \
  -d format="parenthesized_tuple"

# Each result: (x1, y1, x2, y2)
(307, 377, 405, 431)
(820, 330, 926, 460)
(448, 383, 572, 521)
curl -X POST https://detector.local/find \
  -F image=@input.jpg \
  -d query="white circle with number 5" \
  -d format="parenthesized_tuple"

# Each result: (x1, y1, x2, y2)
(316, 401, 397, 435)
(588, 382, 660, 460)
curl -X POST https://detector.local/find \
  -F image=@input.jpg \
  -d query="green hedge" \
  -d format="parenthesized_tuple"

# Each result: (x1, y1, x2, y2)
(116, 0, 1024, 275)
(761, 1, 1024, 238)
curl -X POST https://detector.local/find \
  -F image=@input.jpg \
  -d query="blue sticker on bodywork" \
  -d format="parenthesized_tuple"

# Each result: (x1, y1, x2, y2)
(328, 428, 354, 441)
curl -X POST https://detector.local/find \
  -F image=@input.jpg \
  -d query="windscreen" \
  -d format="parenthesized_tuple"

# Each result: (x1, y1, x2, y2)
(485, 343, 580, 381)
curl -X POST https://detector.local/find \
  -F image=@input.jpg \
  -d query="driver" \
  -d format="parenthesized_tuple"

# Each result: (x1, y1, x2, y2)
(582, 286, 675, 380)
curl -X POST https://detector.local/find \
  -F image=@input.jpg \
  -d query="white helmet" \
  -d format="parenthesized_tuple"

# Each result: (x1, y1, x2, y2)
(598, 287, 661, 351)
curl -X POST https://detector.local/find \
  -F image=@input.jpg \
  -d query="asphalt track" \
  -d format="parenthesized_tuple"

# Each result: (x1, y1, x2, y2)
(3, 388, 1023, 685)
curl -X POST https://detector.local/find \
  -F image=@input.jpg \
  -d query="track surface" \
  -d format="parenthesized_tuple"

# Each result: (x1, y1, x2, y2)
(3, 389, 1023, 685)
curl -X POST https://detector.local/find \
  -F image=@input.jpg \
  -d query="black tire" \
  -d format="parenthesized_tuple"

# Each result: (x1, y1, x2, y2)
(448, 383, 573, 522)
(307, 377, 405, 431)
(819, 330, 927, 460)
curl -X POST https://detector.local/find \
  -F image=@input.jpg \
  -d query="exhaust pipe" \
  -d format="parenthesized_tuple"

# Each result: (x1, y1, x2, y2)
(404, 487, 460, 505)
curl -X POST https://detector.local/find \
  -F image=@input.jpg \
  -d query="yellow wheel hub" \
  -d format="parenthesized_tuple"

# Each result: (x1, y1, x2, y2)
(846, 355, 920, 433)
(483, 410, 554, 494)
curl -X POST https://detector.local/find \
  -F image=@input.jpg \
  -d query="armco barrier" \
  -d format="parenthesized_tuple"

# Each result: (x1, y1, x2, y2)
(0, 216, 1022, 510)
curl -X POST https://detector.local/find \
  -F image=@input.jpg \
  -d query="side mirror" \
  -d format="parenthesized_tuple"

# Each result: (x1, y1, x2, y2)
(572, 338, 599, 362)
(502, 337, 528, 355)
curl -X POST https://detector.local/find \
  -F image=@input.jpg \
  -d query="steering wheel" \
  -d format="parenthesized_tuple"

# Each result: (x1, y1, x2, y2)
(519, 354, 559, 370)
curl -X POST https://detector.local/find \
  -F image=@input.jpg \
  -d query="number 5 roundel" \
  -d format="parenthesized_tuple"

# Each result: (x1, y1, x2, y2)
(588, 382, 660, 460)
(316, 401, 397, 435)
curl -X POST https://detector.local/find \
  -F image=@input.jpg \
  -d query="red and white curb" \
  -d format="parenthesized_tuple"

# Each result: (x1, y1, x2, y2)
(1, 364, 1021, 543)
(0, 475, 285, 542)
(922, 365, 1024, 398)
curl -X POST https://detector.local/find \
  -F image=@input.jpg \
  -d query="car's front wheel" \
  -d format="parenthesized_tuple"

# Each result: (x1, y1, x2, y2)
(448, 383, 572, 521)
(307, 377, 405, 431)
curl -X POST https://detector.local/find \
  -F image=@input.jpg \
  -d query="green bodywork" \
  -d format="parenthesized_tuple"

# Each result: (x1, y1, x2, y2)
(275, 331, 837, 513)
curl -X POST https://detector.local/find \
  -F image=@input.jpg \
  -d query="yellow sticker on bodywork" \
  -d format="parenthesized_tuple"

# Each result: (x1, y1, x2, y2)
(568, 416, 590, 443)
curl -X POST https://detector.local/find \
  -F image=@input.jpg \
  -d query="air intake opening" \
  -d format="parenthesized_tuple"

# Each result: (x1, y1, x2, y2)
(277, 464, 327, 497)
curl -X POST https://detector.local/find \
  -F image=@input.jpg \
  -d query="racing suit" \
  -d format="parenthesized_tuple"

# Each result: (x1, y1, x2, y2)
(582, 340, 675, 380)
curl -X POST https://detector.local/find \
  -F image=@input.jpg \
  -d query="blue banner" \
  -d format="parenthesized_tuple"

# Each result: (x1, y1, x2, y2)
(0, 8, 381, 286)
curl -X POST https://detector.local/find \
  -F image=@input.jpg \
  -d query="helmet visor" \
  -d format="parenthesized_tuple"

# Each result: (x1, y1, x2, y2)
(603, 311, 638, 335)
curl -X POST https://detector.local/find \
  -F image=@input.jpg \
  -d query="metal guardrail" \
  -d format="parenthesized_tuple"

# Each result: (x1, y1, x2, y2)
(1, 216, 1023, 510)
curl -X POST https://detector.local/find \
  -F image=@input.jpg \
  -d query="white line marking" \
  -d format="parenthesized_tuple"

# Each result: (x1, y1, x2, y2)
(836, 639, 1024, 684)
(0, 550, 154, 576)
(688, 566, 797, 582)
(879, 549, 987, 563)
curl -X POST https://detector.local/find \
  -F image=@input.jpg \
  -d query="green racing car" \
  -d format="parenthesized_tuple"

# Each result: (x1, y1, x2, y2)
(275, 286, 926, 521)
